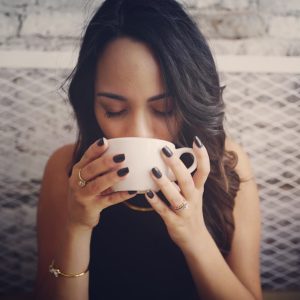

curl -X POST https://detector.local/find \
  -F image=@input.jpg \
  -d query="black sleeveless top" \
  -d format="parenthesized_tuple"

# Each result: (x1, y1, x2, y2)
(89, 193, 200, 300)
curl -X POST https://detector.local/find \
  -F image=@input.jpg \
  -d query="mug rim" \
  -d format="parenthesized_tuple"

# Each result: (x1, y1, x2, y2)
(107, 137, 174, 145)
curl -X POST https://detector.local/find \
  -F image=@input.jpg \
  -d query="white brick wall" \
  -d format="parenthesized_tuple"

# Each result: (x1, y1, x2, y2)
(268, 16, 300, 39)
(0, 0, 299, 54)
(196, 12, 266, 39)
(0, 12, 19, 37)
(1, 0, 35, 6)
(259, 0, 300, 15)
(21, 11, 84, 37)
(219, 0, 254, 11)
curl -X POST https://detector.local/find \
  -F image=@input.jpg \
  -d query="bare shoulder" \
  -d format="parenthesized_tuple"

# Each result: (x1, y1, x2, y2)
(38, 143, 76, 212)
(45, 143, 76, 179)
(38, 141, 76, 217)
(224, 138, 263, 299)
(225, 137, 255, 182)
(38, 142, 76, 228)
(38, 143, 76, 205)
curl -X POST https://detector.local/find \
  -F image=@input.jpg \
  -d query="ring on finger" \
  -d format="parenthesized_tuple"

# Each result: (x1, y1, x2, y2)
(78, 169, 87, 188)
(172, 201, 189, 212)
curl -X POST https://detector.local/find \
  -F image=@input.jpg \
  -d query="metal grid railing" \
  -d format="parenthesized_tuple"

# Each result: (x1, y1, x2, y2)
(0, 68, 76, 293)
(222, 72, 300, 290)
(0, 54, 299, 293)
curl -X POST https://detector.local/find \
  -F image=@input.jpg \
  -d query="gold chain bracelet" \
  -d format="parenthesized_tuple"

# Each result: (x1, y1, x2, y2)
(49, 259, 89, 278)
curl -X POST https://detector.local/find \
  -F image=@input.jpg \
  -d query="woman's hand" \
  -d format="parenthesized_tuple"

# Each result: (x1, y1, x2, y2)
(145, 136, 210, 251)
(67, 138, 137, 230)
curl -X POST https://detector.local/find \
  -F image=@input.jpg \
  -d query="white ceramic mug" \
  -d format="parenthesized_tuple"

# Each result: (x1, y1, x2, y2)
(106, 137, 197, 193)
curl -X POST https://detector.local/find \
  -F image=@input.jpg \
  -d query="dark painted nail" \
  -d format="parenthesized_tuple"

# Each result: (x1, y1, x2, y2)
(128, 190, 137, 195)
(194, 136, 203, 148)
(117, 167, 129, 177)
(162, 146, 173, 157)
(97, 138, 104, 146)
(146, 190, 154, 198)
(113, 154, 125, 163)
(152, 167, 162, 179)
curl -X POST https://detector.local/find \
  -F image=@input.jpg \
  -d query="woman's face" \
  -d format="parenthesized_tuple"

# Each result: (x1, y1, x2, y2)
(94, 37, 179, 142)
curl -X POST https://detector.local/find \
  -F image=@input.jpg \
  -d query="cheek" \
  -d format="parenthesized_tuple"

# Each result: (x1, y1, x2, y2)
(94, 110, 115, 136)
(94, 109, 132, 139)
(153, 117, 179, 140)
(94, 108, 102, 127)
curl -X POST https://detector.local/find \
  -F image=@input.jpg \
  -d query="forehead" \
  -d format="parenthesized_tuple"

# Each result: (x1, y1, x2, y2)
(95, 37, 165, 97)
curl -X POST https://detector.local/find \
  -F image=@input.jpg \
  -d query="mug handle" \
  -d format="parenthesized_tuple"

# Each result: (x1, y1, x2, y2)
(167, 147, 197, 181)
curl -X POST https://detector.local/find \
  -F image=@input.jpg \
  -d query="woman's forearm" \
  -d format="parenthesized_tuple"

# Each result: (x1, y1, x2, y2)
(38, 224, 92, 300)
(182, 230, 258, 300)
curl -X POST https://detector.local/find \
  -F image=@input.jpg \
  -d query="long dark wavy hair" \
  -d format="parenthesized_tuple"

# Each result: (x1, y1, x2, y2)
(65, 0, 241, 257)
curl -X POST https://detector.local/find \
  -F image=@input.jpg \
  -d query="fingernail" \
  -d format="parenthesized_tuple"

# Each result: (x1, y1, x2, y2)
(128, 190, 137, 194)
(117, 167, 129, 177)
(152, 167, 162, 179)
(113, 154, 125, 163)
(97, 138, 105, 146)
(194, 136, 203, 148)
(146, 190, 154, 198)
(162, 146, 173, 157)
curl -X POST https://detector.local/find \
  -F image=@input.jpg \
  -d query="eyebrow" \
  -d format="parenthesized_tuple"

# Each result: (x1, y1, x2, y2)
(96, 92, 169, 102)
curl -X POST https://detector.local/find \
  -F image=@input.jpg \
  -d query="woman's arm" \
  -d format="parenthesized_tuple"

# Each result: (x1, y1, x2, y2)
(35, 145, 91, 300)
(35, 140, 137, 300)
(182, 139, 262, 300)
(145, 137, 262, 300)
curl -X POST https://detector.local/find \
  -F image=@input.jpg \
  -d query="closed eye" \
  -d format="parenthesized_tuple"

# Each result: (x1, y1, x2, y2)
(104, 109, 174, 118)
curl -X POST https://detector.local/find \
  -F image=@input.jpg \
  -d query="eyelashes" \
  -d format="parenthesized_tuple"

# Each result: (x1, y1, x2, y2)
(105, 111, 125, 118)
(105, 109, 174, 118)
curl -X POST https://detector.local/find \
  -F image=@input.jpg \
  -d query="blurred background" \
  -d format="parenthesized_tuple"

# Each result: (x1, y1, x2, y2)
(0, 0, 299, 299)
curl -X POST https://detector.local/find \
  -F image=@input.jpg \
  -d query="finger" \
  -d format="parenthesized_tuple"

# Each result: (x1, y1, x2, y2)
(144, 190, 176, 221)
(80, 152, 126, 182)
(192, 136, 210, 190)
(75, 137, 108, 170)
(100, 187, 114, 196)
(150, 167, 186, 210)
(161, 145, 195, 199)
(172, 181, 181, 193)
(81, 167, 130, 197)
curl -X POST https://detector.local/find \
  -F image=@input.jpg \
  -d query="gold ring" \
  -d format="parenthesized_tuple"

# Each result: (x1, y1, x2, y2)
(172, 201, 188, 211)
(78, 169, 87, 188)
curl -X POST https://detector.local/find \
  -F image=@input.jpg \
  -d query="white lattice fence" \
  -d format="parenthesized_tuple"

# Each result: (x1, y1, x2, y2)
(222, 71, 300, 290)
(0, 53, 299, 293)
(0, 66, 76, 294)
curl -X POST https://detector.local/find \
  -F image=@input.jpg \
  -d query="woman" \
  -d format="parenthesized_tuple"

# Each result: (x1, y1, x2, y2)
(35, 0, 262, 299)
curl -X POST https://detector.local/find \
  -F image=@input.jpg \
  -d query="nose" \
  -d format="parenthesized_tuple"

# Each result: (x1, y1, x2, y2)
(124, 112, 153, 138)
